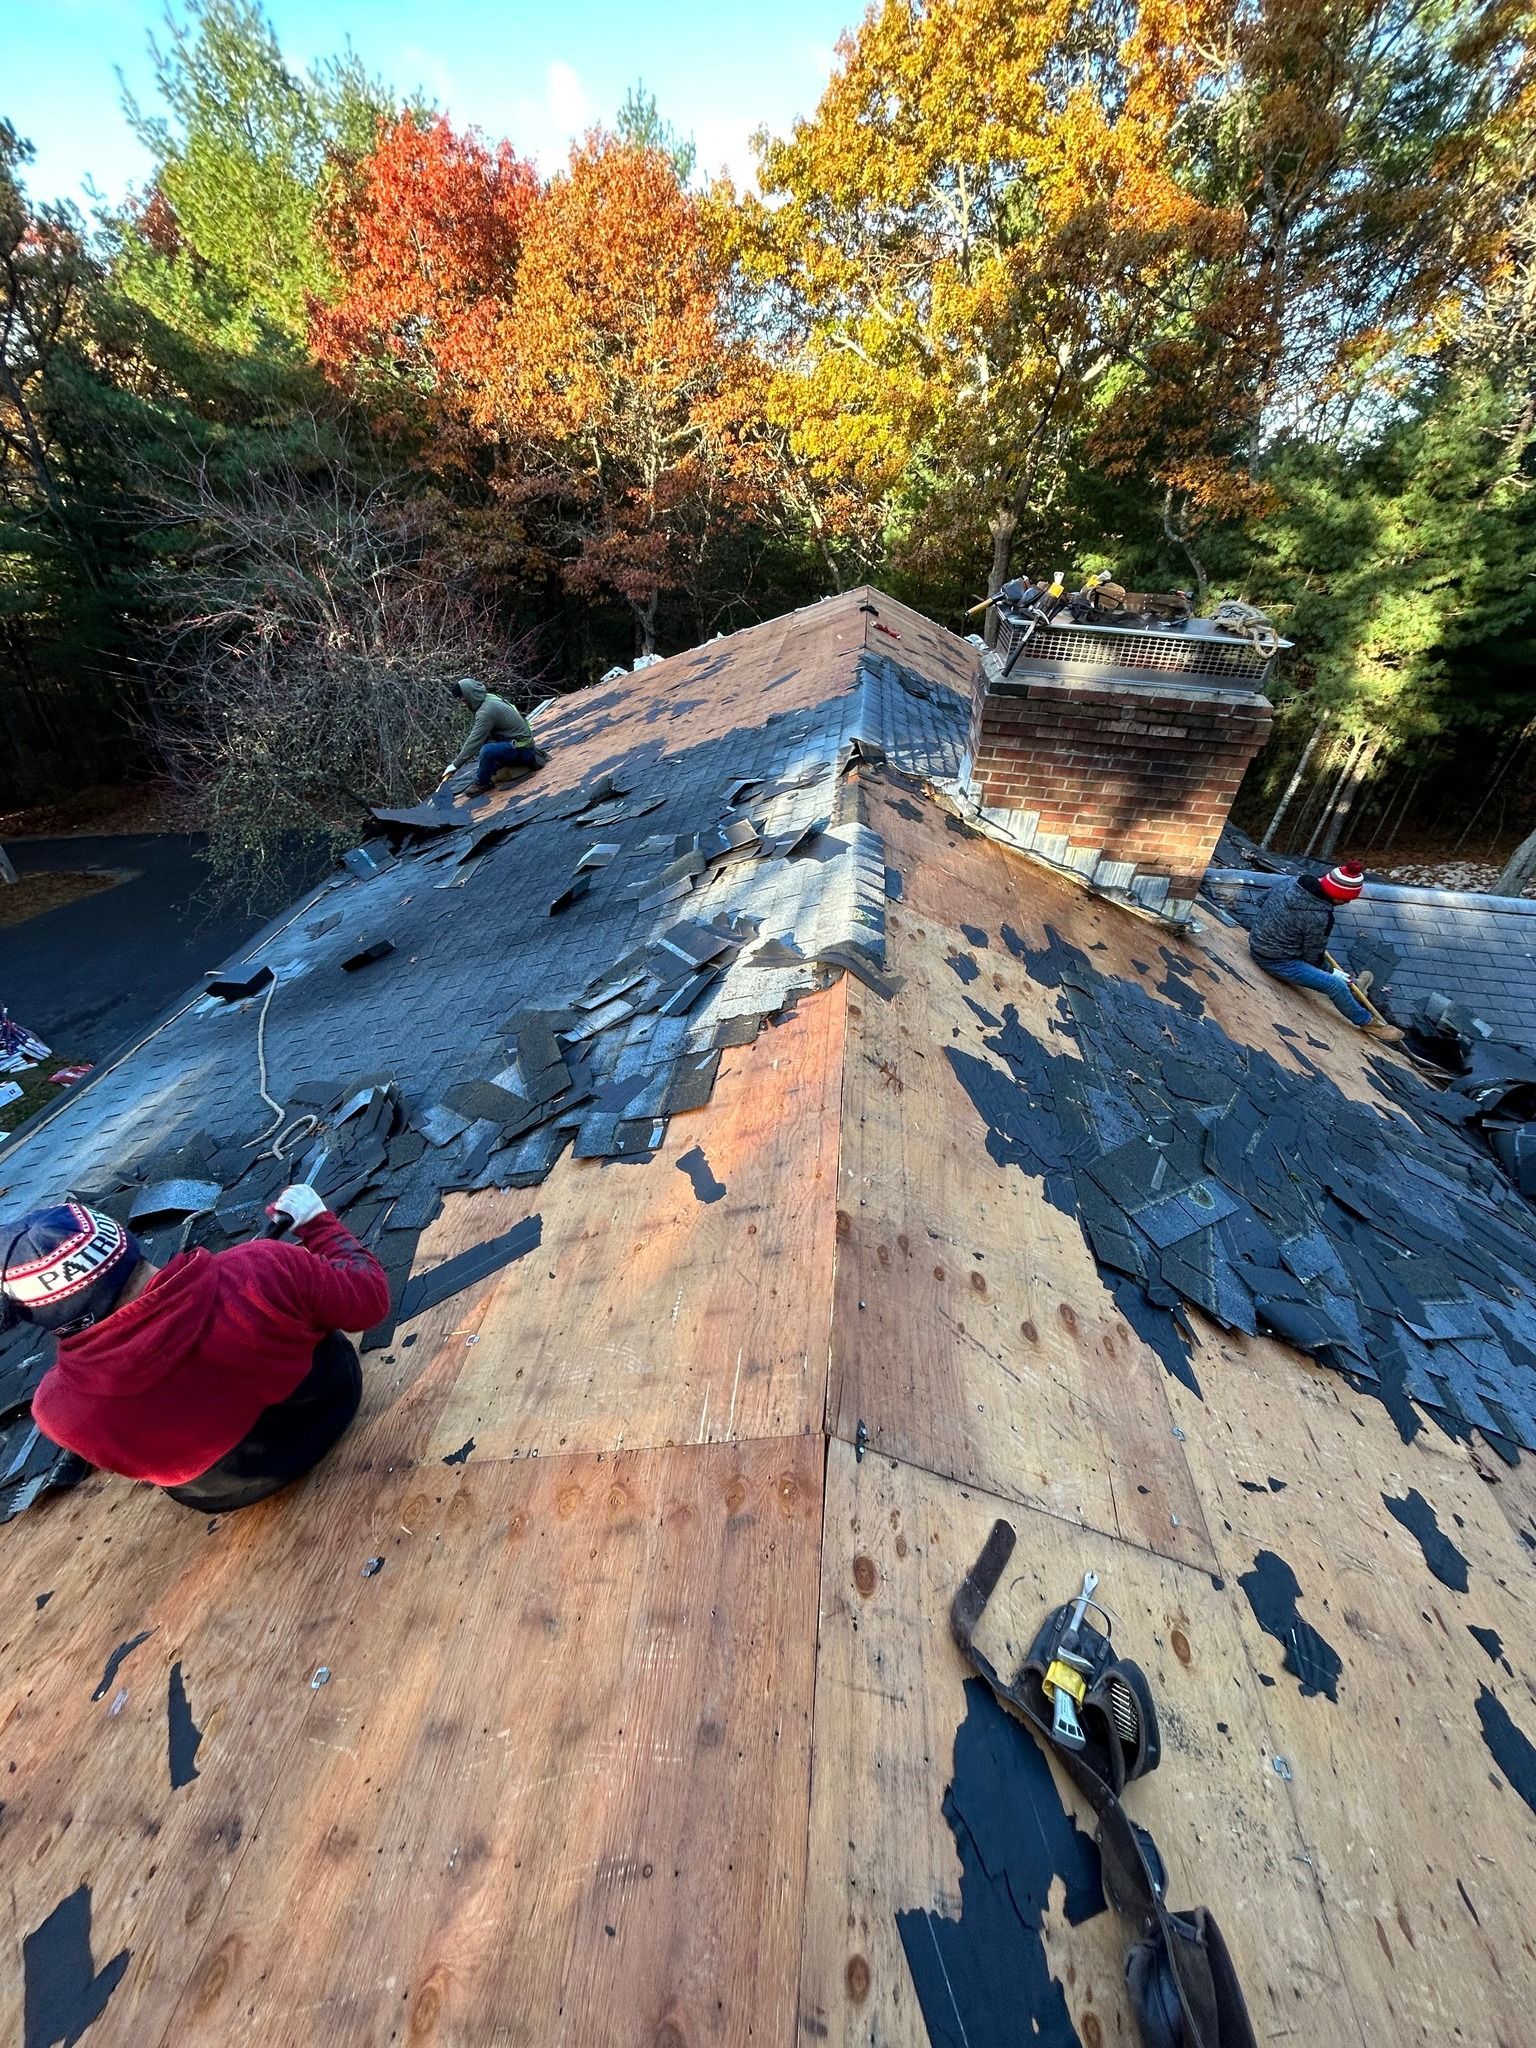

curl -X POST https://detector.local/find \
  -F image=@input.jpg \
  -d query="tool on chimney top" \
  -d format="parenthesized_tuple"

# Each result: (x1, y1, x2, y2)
(969, 570, 1197, 672)
(972, 569, 1072, 675)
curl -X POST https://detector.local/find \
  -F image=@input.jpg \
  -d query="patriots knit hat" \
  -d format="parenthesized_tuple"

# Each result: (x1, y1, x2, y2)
(0, 1203, 142, 1334)
(1318, 861, 1365, 902)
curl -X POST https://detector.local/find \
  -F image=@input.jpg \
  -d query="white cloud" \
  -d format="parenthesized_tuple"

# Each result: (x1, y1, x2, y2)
(805, 39, 842, 85)
(498, 60, 596, 173)
(689, 112, 763, 191)
(545, 61, 591, 136)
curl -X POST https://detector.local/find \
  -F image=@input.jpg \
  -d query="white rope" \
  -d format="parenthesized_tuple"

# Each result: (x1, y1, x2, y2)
(245, 975, 317, 1164)
(0, 876, 345, 1167)
(1210, 599, 1280, 658)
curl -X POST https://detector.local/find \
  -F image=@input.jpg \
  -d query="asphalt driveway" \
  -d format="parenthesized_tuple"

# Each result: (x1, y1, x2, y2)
(1, 835, 308, 1062)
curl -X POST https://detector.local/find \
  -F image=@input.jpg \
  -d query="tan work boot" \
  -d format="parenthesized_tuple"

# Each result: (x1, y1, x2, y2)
(1362, 1018, 1404, 1044)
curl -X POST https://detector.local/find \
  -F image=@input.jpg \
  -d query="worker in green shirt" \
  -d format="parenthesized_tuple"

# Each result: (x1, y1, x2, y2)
(443, 679, 540, 794)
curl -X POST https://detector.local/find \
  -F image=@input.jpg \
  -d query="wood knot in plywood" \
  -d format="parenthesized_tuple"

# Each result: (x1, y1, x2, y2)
(408, 1969, 448, 2041)
(194, 1935, 240, 2015)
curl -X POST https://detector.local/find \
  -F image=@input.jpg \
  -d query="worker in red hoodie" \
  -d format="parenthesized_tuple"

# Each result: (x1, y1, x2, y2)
(2, 1185, 390, 1513)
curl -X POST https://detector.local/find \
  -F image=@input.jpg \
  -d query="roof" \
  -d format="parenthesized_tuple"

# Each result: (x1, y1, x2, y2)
(0, 591, 973, 1218)
(1207, 868, 1536, 1047)
(4, 588, 1536, 2047)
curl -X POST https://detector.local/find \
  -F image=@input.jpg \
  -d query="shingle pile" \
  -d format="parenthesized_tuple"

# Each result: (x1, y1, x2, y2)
(946, 925, 1536, 1452)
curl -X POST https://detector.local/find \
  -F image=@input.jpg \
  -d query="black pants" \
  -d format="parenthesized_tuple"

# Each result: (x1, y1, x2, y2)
(165, 1332, 362, 1513)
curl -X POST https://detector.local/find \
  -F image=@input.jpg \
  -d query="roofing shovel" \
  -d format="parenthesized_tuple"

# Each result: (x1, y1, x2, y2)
(951, 1519, 1258, 2048)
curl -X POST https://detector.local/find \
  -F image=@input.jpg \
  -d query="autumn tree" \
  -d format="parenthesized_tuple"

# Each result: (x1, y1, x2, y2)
(1094, 0, 1535, 590)
(0, 123, 103, 587)
(742, 0, 1241, 610)
(311, 110, 536, 426)
(0, 122, 162, 798)
(136, 428, 536, 894)
(480, 135, 758, 654)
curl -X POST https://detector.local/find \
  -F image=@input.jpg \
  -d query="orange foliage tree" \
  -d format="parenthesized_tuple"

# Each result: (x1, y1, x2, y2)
(308, 4, 1531, 655)
(311, 110, 536, 431)
(1089, 0, 1534, 592)
(317, 123, 757, 651)
(486, 136, 761, 652)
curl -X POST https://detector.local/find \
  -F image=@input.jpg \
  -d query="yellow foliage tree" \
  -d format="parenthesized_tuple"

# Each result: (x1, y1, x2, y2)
(741, 0, 1243, 606)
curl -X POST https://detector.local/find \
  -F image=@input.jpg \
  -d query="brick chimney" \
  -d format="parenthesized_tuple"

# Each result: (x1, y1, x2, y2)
(967, 617, 1276, 922)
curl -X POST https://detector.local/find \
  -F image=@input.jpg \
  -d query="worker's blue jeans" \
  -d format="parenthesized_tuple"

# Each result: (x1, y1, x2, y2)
(1256, 957, 1373, 1026)
(474, 740, 538, 790)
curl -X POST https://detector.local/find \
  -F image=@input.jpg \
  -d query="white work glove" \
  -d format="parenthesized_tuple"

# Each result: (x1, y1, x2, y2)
(267, 1183, 328, 1230)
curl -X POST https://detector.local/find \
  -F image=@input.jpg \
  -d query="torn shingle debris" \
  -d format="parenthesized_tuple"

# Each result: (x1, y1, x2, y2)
(396, 1217, 543, 1322)
(20, 1885, 131, 2048)
(658, 920, 735, 969)
(815, 943, 904, 1002)
(128, 1180, 222, 1230)
(442, 1080, 531, 1128)
(2, 623, 935, 1502)
(780, 816, 833, 860)
(660, 1050, 721, 1116)
(946, 925, 1536, 1451)
(750, 937, 805, 968)
(563, 771, 630, 818)
(341, 939, 395, 973)
(205, 966, 274, 1002)
(549, 875, 593, 916)
(0, 1417, 88, 1526)
(659, 968, 723, 1018)
(677, 1145, 726, 1203)
(370, 800, 458, 843)
(1377, 1001, 1536, 1202)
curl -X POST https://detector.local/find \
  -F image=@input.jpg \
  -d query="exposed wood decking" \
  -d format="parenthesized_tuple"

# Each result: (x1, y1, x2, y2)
(4, 596, 1536, 2046)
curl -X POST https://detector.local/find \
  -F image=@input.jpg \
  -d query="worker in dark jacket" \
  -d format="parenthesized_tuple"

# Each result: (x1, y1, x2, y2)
(3, 1187, 390, 1512)
(1247, 862, 1399, 1037)
(444, 679, 539, 793)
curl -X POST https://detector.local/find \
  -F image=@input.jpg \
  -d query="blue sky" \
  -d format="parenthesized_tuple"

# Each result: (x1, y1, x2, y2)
(7, 0, 860, 211)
